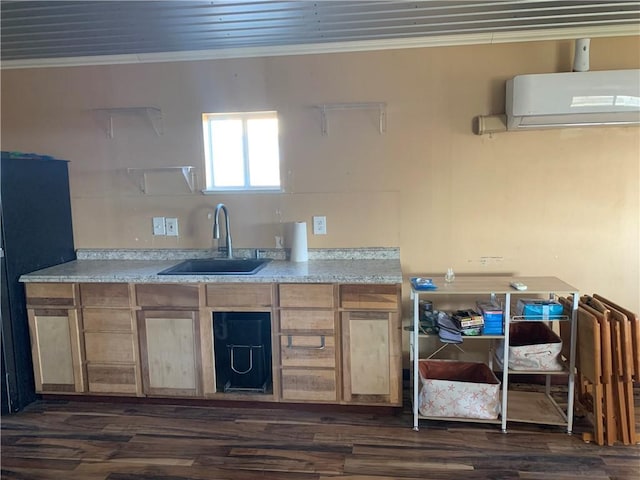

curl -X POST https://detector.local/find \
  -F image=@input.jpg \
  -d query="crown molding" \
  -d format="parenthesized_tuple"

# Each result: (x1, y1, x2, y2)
(2, 24, 638, 70)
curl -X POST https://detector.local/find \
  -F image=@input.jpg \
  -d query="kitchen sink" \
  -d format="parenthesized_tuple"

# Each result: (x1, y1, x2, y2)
(158, 258, 271, 275)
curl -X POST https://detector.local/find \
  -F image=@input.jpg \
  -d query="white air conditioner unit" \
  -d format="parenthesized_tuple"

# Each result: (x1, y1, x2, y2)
(506, 69, 640, 130)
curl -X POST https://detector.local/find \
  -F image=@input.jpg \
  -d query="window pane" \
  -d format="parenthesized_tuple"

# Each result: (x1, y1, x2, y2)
(210, 119, 244, 187)
(247, 118, 280, 187)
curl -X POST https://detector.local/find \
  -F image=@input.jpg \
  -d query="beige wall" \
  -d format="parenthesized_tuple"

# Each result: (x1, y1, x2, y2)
(2, 36, 639, 311)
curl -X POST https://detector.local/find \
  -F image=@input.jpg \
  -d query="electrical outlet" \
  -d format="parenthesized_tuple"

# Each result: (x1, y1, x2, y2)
(275, 236, 284, 248)
(313, 216, 327, 235)
(165, 218, 179, 236)
(152, 217, 166, 236)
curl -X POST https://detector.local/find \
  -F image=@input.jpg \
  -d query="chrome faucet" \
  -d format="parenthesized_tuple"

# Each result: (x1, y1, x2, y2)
(213, 203, 233, 259)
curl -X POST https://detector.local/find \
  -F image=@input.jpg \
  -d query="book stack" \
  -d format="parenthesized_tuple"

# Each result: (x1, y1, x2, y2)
(452, 309, 484, 336)
(477, 301, 504, 335)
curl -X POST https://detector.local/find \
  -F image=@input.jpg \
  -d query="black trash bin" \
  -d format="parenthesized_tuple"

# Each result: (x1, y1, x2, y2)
(213, 312, 271, 393)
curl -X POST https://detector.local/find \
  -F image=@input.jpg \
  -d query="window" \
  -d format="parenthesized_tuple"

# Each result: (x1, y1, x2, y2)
(202, 111, 281, 191)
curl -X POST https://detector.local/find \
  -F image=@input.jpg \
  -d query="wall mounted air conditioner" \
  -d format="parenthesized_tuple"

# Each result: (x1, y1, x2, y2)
(505, 69, 640, 130)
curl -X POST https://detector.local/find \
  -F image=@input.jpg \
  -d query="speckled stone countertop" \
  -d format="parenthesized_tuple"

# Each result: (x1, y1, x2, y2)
(20, 248, 402, 284)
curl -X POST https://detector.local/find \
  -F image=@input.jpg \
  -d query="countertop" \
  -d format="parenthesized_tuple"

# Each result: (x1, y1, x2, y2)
(19, 248, 402, 284)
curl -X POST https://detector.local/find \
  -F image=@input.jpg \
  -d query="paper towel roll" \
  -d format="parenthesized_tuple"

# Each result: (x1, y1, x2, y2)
(290, 221, 308, 262)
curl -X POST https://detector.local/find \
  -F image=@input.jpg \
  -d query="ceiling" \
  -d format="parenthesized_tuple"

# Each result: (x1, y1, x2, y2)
(1, 1, 639, 68)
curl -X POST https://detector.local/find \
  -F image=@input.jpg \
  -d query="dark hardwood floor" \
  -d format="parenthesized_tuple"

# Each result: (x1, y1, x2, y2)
(2, 392, 639, 480)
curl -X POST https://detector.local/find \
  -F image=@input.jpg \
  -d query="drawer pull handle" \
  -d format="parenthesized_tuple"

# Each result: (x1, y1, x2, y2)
(287, 335, 325, 350)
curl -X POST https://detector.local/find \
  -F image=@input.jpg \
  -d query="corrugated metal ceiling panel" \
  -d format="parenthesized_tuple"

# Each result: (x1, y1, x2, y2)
(1, 1, 639, 63)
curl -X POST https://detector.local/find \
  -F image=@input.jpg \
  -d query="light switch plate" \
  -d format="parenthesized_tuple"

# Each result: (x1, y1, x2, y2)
(165, 217, 179, 236)
(152, 217, 166, 235)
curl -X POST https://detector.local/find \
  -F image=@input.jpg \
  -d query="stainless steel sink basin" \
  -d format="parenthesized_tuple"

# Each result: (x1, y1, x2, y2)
(158, 258, 271, 275)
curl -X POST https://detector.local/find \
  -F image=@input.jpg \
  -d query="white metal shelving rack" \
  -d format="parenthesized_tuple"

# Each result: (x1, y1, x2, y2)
(313, 102, 386, 135)
(126, 166, 196, 193)
(410, 276, 579, 433)
(92, 107, 163, 138)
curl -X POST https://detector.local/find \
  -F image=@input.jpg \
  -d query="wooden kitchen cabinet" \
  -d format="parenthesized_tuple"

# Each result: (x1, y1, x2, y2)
(340, 285, 402, 406)
(137, 309, 202, 397)
(23, 279, 402, 408)
(277, 284, 338, 402)
(80, 283, 142, 395)
(25, 283, 85, 393)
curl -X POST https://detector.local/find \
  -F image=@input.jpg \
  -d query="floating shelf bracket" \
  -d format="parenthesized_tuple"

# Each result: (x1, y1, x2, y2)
(314, 102, 386, 135)
(92, 107, 163, 138)
(126, 166, 195, 193)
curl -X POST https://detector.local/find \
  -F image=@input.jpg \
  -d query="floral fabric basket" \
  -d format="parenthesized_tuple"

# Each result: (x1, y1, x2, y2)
(496, 321, 564, 371)
(418, 360, 501, 420)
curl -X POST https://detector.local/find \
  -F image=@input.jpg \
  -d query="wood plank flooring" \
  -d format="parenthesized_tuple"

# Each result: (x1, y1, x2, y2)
(2, 393, 639, 480)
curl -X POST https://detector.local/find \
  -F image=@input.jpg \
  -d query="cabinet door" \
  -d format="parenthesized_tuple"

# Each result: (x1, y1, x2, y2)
(137, 310, 202, 397)
(27, 308, 84, 393)
(341, 310, 401, 405)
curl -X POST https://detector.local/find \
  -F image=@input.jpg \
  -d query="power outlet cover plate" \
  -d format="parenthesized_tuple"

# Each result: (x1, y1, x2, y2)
(165, 218, 179, 236)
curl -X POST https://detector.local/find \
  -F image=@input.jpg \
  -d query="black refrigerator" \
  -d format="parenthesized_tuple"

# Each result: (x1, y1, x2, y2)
(1, 152, 76, 414)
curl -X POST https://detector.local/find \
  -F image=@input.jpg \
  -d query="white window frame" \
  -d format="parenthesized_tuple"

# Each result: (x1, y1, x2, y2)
(202, 111, 282, 193)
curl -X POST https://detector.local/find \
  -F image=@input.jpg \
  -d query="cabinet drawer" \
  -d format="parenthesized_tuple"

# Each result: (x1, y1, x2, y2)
(206, 284, 273, 308)
(83, 308, 133, 332)
(86, 364, 138, 394)
(279, 284, 334, 308)
(340, 285, 399, 310)
(136, 284, 199, 308)
(280, 335, 335, 368)
(80, 283, 130, 308)
(84, 332, 135, 363)
(281, 368, 336, 401)
(25, 283, 76, 307)
(279, 310, 335, 333)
